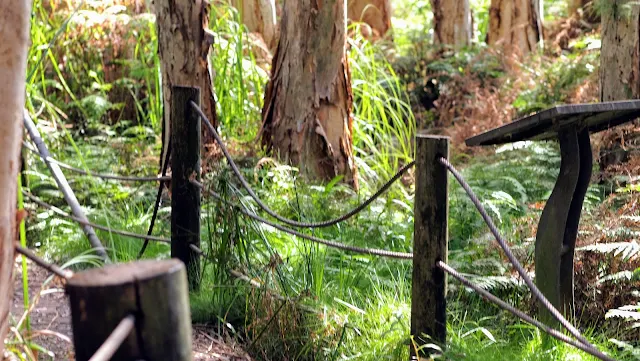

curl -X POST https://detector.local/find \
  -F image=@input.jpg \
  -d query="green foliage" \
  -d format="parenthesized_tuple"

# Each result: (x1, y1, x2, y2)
(348, 30, 416, 193)
(513, 49, 599, 115)
(210, 3, 269, 140)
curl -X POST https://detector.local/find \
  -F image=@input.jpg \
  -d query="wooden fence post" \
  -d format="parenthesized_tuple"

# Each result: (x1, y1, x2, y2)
(171, 86, 202, 290)
(410, 133, 449, 359)
(66, 259, 193, 361)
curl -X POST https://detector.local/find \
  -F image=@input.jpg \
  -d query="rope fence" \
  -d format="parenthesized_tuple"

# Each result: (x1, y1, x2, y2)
(23, 191, 171, 243)
(191, 101, 414, 229)
(15, 245, 72, 279)
(87, 314, 136, 361)
(192, 180, 414, 259)
(23, 141, 171, 183)
(14, 93, 618, 361)
(437, 261, 615, 361)
(438, 157, 591, 347)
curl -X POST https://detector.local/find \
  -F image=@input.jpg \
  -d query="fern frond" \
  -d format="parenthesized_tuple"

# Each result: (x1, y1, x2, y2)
(578, 241, 640, 261)
(606, 305, 640, 321)
(466, 275, 524, 291)
(597, 270, 636, 285)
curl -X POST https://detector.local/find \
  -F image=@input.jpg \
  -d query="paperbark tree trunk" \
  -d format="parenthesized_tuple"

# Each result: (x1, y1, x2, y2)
(431, 0, 472, 48)
(347, 0, 392, 38)
(261, 0, 358, 188)
(487, 0, 543, 54)
(599, 1, 640, 169)
(0, 0, 31, 352)
(231, 0, 278, 49)
(600, 3, 640, 101)
(156, 0, 218, 169)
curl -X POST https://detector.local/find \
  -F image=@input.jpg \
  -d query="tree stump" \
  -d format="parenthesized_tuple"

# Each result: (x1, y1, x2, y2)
(66, 259, 192, 361)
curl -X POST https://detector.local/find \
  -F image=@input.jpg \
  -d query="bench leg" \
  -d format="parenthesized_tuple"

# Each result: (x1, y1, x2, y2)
(535, 126, 582, 326)
(559, 128, 592, 319)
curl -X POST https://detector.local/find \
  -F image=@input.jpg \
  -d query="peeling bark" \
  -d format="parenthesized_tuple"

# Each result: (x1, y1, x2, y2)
(261, 0, 358, 188)
(600, 2, 640, 101)
(599, 1, 640, 170)
(487, 0, 543, 54)
(431, 0, 472, 48)
(0, 0, 31, 352)
(155, 0, 218, 169)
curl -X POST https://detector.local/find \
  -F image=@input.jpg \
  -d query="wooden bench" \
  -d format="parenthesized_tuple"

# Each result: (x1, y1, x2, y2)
(466, 100, 640, 326)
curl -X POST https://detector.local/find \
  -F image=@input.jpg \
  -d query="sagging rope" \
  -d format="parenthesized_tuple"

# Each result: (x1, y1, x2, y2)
(438, 157, 593, 348)
(23, 192, 171, 244)
(23, 141, 170, 183)
(192, 180, 413, 260)
(15, 245, 72, 279)
(437, 261, 615, 361)
(137, 142, 172, 259)
(190, 101, 414, 229)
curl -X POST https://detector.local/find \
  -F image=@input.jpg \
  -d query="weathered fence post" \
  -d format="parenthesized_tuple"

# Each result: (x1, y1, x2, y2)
(171, 86, 202, 290)
(410, 133, 449, 359)
(66, 259, 193, 361)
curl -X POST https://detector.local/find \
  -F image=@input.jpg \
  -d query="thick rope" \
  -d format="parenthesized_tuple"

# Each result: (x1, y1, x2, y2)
(88, 314, 136, 361)
(191, 101, 414, 229)
(438, 157, 592, 347)
(137, 142, 172, 258)
(15, 245, 73, 279)
(24, 142, 170, 182)
(437, 262, 615, 361)
(192, 180, 413, 260)
(24, 192, 171, 243)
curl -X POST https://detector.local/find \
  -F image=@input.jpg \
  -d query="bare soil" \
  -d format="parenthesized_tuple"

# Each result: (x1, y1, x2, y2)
(9, 257, 253, 361)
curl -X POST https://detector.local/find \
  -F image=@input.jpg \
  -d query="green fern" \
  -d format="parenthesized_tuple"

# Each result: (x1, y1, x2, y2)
(606, 304, 640, 329)
(578, 240, 640, 261)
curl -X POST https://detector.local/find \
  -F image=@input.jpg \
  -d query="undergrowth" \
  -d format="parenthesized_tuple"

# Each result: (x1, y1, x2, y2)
(15, 0, 640, 360)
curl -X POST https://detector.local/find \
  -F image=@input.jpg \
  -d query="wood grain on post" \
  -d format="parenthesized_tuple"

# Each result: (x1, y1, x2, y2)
(411, 133, 449, 359)
(66, 259, 192, 361)
(171, 86, 202, 290)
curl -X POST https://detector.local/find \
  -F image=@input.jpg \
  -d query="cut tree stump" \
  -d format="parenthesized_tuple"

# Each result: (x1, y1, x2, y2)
(66, 259, 192, 361)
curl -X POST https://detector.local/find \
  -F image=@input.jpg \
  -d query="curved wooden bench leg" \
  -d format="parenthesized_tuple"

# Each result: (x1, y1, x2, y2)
(535, 127, 580, 326)
(559, 128, 592, 319)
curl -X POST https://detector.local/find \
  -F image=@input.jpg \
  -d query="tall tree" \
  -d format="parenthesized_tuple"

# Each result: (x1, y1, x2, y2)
(347, 0, 392, 38)
(155, 0, 218, 169)
(261, 0, 358, 188)
(487, 0, 543, 54)
(0, 0, 31, 353)
(599, 1, 639, 169)
(431, 0, 472, 48)
(600, 2, 639, 101)
(231, 0, 279, 49)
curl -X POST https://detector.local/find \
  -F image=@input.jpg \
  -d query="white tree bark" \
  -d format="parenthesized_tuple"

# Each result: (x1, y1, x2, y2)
(232, 0, 278, 49)
(0, 0, 31, 352)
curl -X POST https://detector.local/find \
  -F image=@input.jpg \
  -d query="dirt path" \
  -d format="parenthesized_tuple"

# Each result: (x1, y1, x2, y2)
(10, 256, 253, 361)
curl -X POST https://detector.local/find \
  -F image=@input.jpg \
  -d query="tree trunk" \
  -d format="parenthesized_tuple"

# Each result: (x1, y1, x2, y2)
(155, 0, 218, 169)
(347, 0, 392, 39)
(261, 0, 358, 188)
(231, 0, 278, 49)
(600, 3, 639, 101)
(431, 0, 472, 48)
(599, 1, 640, 170)
(0, 0, 31, 353)
(487, 0, 543, 54)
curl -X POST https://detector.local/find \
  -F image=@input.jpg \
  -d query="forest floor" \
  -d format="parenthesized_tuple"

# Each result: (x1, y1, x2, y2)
(10, 258, 254, 361)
